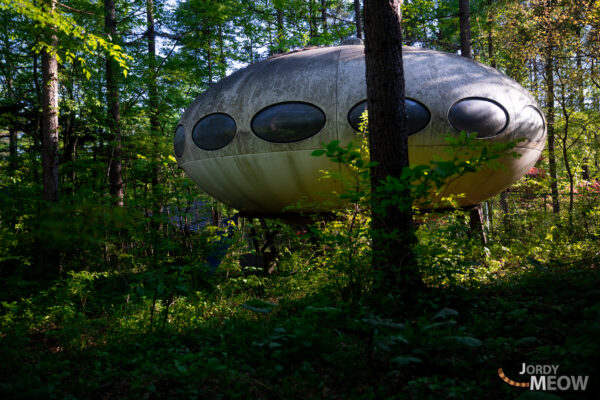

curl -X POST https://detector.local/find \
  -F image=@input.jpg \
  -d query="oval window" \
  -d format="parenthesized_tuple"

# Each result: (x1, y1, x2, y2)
(192, 113, 236, 150)
(173, 125, 186, 157)
(517, 105, 545, 141)
(348, 101, 368, 131)
(251, 102, 326, 143)
(348, 99, 431, 135)
(448, 98, 509, 138)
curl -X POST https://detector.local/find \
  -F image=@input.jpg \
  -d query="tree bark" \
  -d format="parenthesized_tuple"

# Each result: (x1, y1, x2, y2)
(459, 0, 486, 243)
(41, 0, 59, 202)
(147, 0, 161, 193)
(105, 0, 124, 206)
(32, 51, 42, 184)
(469, 206, 487, 243)
(544, 30, 559, 214)
(354, 0, 363, 39)
(499, 190, 509, 215)
(364, 0, 422, 294)
(276, 3, 284, 53)
(489, 1, 511, 218)
(308, 0, 315, 38)
(62, 70, 77, 194)
(5, 76, 18, 172)
(9, 126, 17, 172)
(459, 0, 471, 58)
(321, 0, 327, 35)
(487, 0, 495, 68)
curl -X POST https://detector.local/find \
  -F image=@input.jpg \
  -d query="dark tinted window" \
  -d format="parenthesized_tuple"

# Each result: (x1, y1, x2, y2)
(251, 102, 326, 143)
(192, 113, 236, 150)
(348, 99, 431, 135)
(448, 98, 508, 138)
(406, 99, 431, 134)
(174, 125, 186, 157)
(517, 105, 545, 141)
(348, 101, 368, 131)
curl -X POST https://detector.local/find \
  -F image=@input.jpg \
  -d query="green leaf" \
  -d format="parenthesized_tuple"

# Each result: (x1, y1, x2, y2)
(422, 320, 457, 330)
(431, 307, 459, 320)
(527, 257, 549, 271)
(391, 356, 422, 366)
(445, 336, 482, 347)
(311, 149, 326, 157)
(363, 317, 406, 330)
(240, 299, 278, 314)
(514, 337, 538, 346)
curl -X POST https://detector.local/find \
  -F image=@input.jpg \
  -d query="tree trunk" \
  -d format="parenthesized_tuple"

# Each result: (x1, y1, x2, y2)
(276, 4, 284, 53)
(32, 51, 42, 184)
(5, 76, 18, 172)
(499, 190, 509, 215)
(469, 206, 487, 244)
(147, 0, 161, 196)
(487, 0, 495, 68)
(582, 161, 590, 180)
(308, 0, 315, 38)
(488, 3, 511, 219)
(321, 0, 327, 35)
(545, 47, 559, 214)
(41, 0, 59, 202)
(105, 0, 124, 206)
(8, 126, 17, 172)
(560, 113, 574, 223)
(364, 0, 422, 294)
(62, 72, 77, 194)
(206, 37, 213, 85)
(459, 0, 471, 58)
(218, 24, 226, 79)
(459, 0, 486, 243)
(354, 0, 363, 39)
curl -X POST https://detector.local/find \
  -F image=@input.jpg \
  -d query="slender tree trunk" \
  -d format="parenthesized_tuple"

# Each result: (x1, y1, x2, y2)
(147, 0, 161, 194)
(582, 161, 590, 180)
(354, 0, 362, 39)
(459, 0, 486, 243)
(309, 0, 315, 38)
(32, 51, 42, 184)
(105, 0, 124, 206)
(489, 1, 511, 220)
(42, 0, 59, 202)
(207, 40, 213, 85)
(545, 48, 560, 214)
(487, 0, 495, 68)
(62, 112, 77, 194)
(276, 4, 284, 52)
(9, 126, 17, 172)
(469, 206, 487, 243)
(321, 0, 327, 35)
(364, 0, 422, 294)
(218, 24, 225, 79)
(562, 119, 574, 221)
(62, 72, 77, 194)
(499, 190, 509, 214)
(459, 0, 471, 58)
(5, 77, 18, 172)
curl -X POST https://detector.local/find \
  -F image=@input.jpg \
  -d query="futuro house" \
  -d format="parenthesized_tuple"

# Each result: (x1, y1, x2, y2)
(174, 45, 546, 215)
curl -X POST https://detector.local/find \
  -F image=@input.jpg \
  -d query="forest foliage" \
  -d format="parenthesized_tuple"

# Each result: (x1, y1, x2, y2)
(1, 0, 599, 399)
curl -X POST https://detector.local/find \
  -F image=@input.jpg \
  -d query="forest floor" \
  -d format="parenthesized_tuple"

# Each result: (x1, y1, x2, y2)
(1, 245, 599, 400)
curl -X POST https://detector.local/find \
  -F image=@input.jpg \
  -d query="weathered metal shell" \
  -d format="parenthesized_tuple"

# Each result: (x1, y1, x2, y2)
(175, 45, 545, 214)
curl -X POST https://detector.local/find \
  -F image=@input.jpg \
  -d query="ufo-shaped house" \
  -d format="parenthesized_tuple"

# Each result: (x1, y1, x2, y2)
(174, 45, 546, 215)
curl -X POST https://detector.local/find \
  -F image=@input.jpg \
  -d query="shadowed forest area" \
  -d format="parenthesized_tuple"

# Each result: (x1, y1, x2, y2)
(1, 1, 600, 399)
